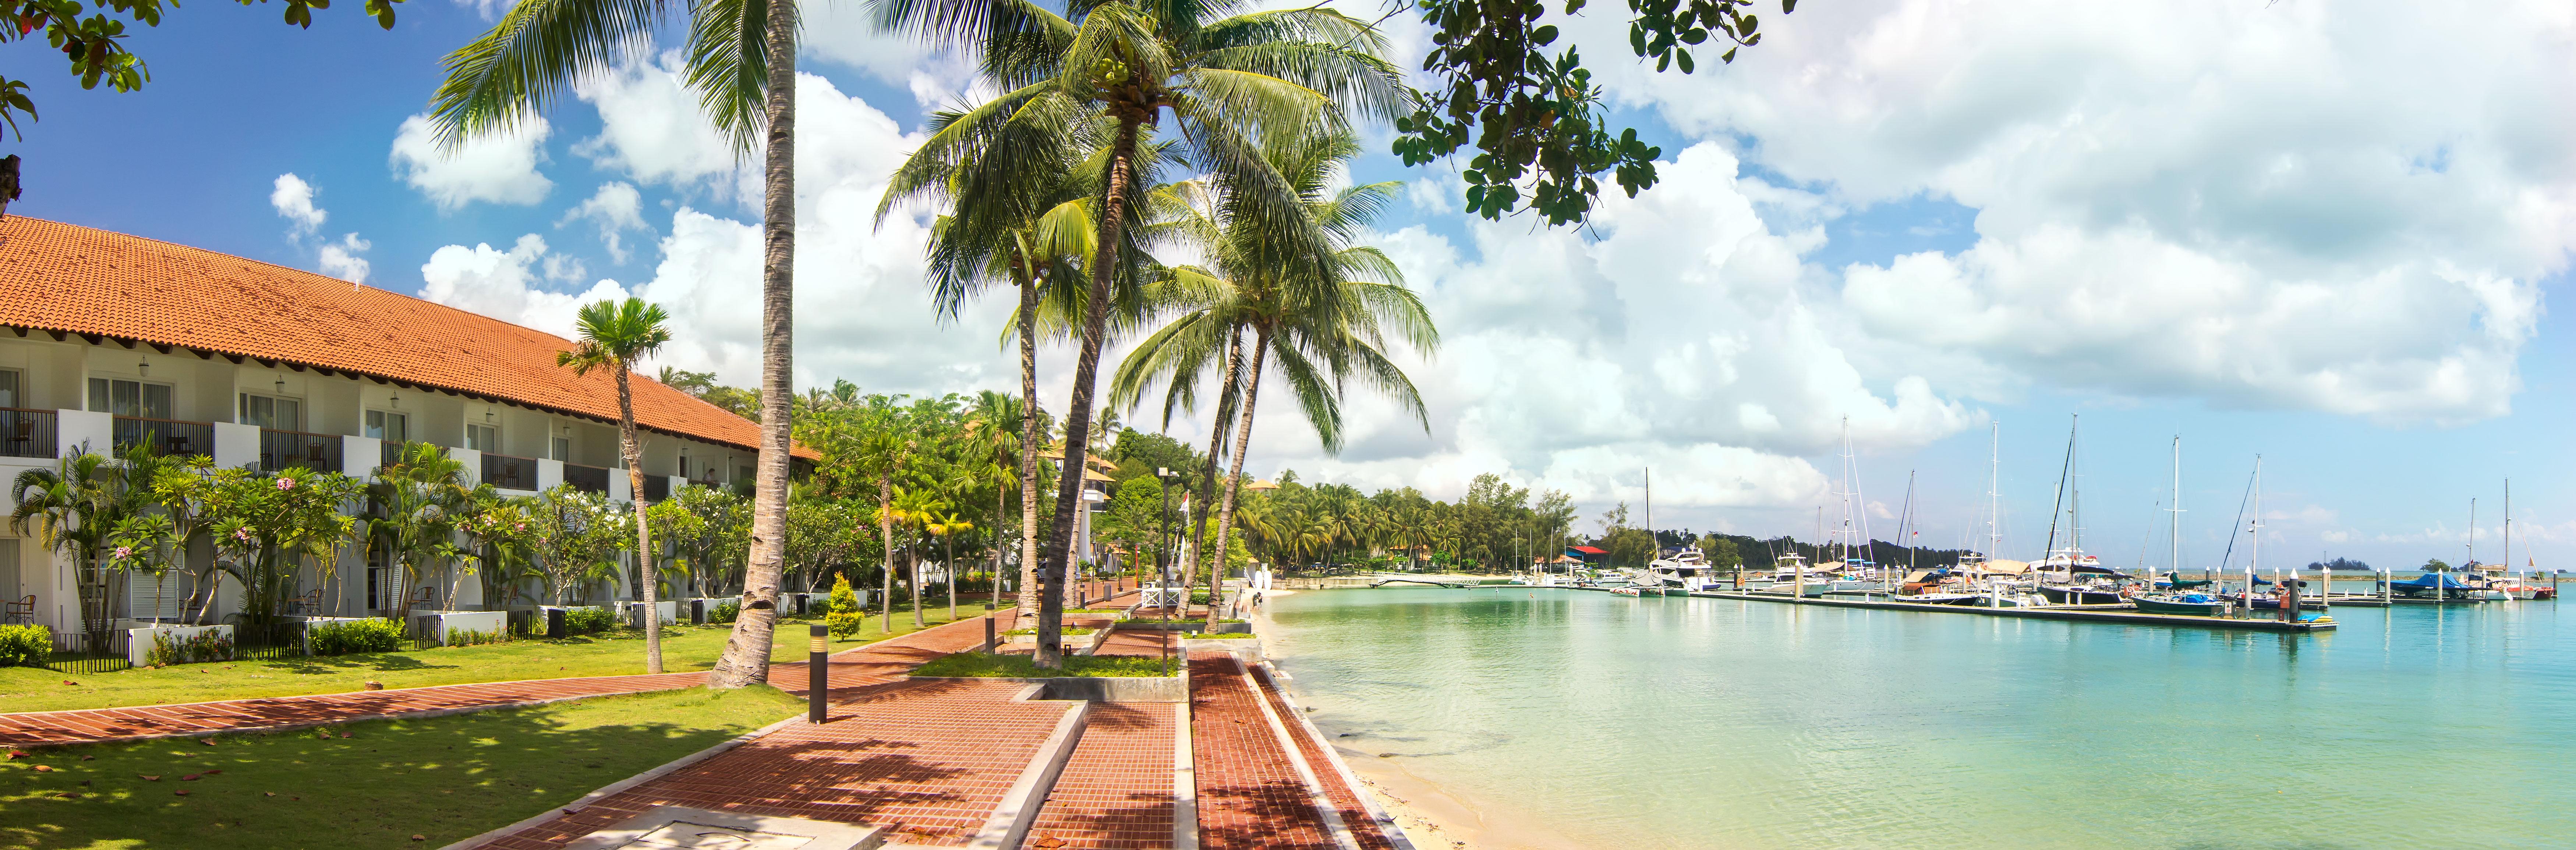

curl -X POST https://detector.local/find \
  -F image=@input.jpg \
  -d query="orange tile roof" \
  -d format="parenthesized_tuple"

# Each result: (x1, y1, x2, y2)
(0, 216, 815, 460)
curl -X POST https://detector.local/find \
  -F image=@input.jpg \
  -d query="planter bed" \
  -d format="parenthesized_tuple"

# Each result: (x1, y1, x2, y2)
(1111, 620, 1251, 634)
(908, 652, 1186, 702)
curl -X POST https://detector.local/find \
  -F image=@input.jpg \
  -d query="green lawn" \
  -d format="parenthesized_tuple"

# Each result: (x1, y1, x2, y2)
(1, 603, 1001, 714)
(0, 686, 805, 850)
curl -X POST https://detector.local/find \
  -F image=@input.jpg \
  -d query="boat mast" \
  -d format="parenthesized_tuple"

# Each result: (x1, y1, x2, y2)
(2248, 455, 2262, 611)
(2503, 479, 2511, 583)
(1985, 422, 2001, 573)
(2467, 498, 2476, 568)
(2169, 436, 2183, 583)
(1644, 466, 1652, 565)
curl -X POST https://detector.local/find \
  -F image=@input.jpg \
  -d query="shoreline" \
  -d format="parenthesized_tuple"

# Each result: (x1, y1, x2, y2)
(1255, 591, 1588, 850)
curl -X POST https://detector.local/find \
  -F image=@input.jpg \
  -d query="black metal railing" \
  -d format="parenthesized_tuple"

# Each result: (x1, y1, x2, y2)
(259, 429, 342, 474)
(43, 629, 130, 675)
(563, 462, 611, 494)
(482, 452, 538, 490)
(0, 408, 56, 459)
(379, 439, 403, 469)
(641, 474, 670, 502)
(112, 416, 214, 458)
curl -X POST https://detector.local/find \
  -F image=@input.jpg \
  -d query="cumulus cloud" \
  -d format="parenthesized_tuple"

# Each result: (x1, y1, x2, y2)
(573, 55, 742, 195)
(318, 233, 371, 284)
(559, 182, 650, 264)
(1218, 143, 1978, 515)
(389, 114, 554, 210)
(1559, 0, 2576, 423)
(270, 174, 325, 235)
(419, 234, 627, 338)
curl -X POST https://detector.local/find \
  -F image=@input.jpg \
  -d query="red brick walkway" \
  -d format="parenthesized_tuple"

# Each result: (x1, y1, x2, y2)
(1189, 653, 1340, 850)
(1020, 701, 1178, 850)
(1250, 663, 1400, 850)
(472, 679, 1071, 849)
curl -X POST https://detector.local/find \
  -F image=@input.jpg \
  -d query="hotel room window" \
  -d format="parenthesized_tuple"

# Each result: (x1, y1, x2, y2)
(238, 393, 301, 430)
(467, 423, 499, 452)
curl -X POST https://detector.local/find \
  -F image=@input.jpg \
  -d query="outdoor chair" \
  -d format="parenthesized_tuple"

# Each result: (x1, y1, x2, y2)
(2, 595, 33, 624)
(285, 588, 322, 615)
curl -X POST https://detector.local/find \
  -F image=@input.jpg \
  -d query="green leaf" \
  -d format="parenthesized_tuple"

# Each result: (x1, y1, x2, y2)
(1783, 0, 1798, 12)
(1566, 0, 1585, 13)
(1676, 49, 1693, 73)
(1533, 24, 1557, 45)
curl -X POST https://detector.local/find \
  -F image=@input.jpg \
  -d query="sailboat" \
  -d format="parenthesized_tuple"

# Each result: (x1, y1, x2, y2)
(2133, 438, 2233, 616)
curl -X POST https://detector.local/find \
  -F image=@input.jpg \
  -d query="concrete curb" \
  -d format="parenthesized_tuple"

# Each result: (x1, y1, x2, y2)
(434, 711, 806, 850)
(1173, 671, 1199, 850)
(964, 701, 1092, 850)
(909, 672, 1187, 703)
(1258, 661, 1419, 850)
(1232, 652, 1363, 850)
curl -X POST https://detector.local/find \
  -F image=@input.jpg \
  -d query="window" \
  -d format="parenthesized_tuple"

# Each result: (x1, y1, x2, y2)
(739, 465, 754, 483)
(238, 393, 301, 430)
(552, 434, 572, 462)
(466, 424, 499, 452)
(365, 410, 408, 443)
(88, 378, 172, 419)
(0, 369, 18, 408)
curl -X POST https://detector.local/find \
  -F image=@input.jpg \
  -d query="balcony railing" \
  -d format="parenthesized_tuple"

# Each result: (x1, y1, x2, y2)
(379, 440, 404, 469)
(0, 408, 56, 459)
(641, 474, 669, 502)
(563, 462, 611, 494)
(259, 429, 342, 473)
(482, 452, 538, 490)
(112, 416, 214, 458)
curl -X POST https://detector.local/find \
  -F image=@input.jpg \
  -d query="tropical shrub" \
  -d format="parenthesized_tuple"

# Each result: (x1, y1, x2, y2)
(711, 600, 740, 624)
(444, 628, 502, 647)
(824, 575, 864, 638)
(308, 619, 405, 655)
(562, 606, 616, 636)
(0, 624, 49, 666)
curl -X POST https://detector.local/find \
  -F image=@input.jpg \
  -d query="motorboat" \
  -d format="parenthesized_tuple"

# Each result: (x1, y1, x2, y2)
(2134, 591, 2232, 616)
(2031, 548, 2129, 605)
(1649, 546, 1726, 594)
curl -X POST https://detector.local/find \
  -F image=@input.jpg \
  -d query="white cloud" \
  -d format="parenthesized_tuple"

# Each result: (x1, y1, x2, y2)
(1563, 0, 2576, 423)
(318, 233, 371, 284)
(559, 182, 651, 263)
(573, 55, 742, 195)
(389, 114, 555, 211)
(418, 234, 627, 338)
(1215, 143, 1978, 516)
(270, 174, 325, 235)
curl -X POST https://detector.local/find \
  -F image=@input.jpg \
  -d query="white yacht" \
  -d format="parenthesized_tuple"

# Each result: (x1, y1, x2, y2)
(1649, 546, 1726, 594)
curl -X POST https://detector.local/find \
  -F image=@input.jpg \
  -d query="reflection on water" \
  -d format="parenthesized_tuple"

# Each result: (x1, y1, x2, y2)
(1267, 587, 2574, 849)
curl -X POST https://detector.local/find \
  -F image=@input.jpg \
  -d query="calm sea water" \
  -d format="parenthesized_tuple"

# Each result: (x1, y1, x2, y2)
(1265, 587, 2575, 849)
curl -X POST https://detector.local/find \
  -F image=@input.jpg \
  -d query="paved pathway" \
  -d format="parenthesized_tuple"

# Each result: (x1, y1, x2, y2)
(1020, 701, 1179, 850)
(1188, 653, 1341, 850)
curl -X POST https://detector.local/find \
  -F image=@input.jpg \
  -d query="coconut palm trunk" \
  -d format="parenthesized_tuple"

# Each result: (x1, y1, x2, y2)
(1016, 275, 1042, 620)
(1035, 117, 1140, 669)
(613, 364, 662, 673)
(1206, 332, 1270, 620)
(708, 0, 799, 689)
(1182, 328, 1242, 602)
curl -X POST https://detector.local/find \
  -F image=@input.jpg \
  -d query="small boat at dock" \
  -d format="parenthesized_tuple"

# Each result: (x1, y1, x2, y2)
(2133, 592, 2232, 616)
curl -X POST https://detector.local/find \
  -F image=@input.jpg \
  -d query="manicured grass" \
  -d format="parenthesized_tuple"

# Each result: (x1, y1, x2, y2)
(0, 603, 1001, 714)
(910, 652, 1176, 678)
(0, 685, 804, 850)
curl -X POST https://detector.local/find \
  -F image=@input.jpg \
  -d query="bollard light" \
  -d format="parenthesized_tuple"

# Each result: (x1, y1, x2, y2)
(807, 625, 828, 723)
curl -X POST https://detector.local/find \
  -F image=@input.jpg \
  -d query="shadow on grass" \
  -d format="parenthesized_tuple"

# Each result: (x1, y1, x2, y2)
(0, 688, 798, 850)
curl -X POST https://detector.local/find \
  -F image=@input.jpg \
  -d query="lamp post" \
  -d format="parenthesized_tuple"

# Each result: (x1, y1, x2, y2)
(1156, 466, 1176, 675)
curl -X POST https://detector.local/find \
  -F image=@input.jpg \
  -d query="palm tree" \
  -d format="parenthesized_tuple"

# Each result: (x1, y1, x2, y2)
(963, 391, 1025, 611)
(1114, 130, 1437, 601)
(10, 448, 160, 650)
(432, 0, 799, 690)
(871, 0, 1409, 668)
(369, 442, 477, 622)
(558, 297, 675, 673)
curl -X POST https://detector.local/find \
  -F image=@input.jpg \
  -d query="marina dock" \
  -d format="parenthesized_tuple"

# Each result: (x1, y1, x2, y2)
(1565, 587, 2340, 632)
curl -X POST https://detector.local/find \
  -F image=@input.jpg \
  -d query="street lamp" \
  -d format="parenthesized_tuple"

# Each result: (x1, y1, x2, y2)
(1156, 466, 1177, 675)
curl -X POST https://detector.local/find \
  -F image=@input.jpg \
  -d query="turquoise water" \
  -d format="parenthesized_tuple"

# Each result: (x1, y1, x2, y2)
(1266, 588, 2575, 849)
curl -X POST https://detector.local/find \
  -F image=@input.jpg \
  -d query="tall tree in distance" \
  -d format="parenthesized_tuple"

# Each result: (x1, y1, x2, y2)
(558, 298, 674, 673)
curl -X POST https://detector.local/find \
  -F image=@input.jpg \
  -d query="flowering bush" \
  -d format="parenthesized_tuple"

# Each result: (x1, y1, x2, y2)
(145, 628, 234, 666)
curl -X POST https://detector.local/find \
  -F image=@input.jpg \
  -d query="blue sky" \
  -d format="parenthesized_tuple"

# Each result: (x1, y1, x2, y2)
(5, 0, 2572, 573)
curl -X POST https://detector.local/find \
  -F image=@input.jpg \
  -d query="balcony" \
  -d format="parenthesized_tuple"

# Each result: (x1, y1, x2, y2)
(641, 474, 669, 502)
(482, 452, 538, 491)
(563, 462, 611, 494)
(0, 408, 56, 459)
(379, 439, 404, 469)
(259, 429, 342, 474)
(112, 416, 213, 458)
